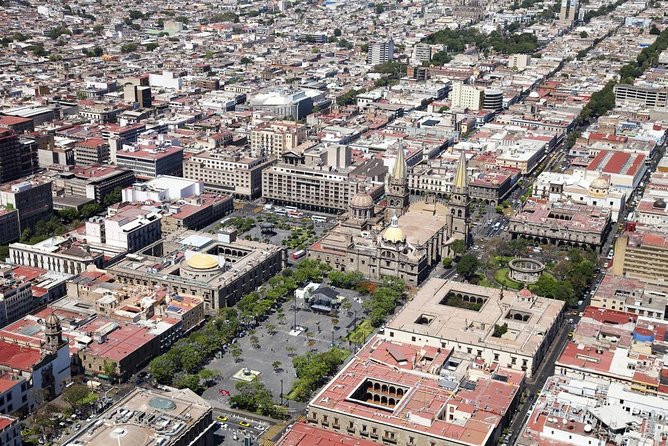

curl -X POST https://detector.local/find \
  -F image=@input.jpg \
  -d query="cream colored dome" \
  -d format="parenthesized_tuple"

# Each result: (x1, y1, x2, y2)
(590, 176, 609, 190)
(350, 192, 373, 208)
(187, 253, 219, 270)
(383, 214, 405, 243)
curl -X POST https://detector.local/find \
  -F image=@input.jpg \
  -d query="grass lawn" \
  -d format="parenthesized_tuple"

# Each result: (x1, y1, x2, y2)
(494, 268, 523, 290)
(346, 319, 374, 344)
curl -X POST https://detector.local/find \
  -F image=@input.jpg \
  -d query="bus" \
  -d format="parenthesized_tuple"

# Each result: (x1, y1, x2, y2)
(292, 249, 307, 260)
(274, 208, 287, 216)
(285, 206, 298, 213)
(311, 215, 327, 223)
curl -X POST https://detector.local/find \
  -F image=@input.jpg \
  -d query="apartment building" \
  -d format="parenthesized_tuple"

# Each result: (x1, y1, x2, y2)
(451, 81, 484, 110)
(85, 207, 162, 253)
(367, 39, 394, 65)
(0, 209, 19, 245)
(47, 165, 136, 204)
(113, 145, 183, 179)
(183, 150, 273, 199)
(249, 121, 306, 157)
(74, 138, 110, 166)
(0, 281, 33, 328)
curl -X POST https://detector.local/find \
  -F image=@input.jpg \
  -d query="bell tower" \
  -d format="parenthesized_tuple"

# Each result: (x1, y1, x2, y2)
(385, 145, 410, 222)
(45, 313, 64, 352)
(448, 151, 470, 245)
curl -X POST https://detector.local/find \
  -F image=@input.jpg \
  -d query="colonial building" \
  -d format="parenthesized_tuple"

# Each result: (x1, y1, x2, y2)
(309, 151, 470, 286)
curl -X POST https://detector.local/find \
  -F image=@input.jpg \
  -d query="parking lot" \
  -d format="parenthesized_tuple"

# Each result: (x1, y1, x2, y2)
(202, 286, 367, 413)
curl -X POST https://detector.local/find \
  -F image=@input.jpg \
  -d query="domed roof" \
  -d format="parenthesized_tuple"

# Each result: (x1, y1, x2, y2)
(529, 91, 540, 99)
(654, 198, 667, 209)
(590, 176, 610, 190)
(383, 214, 405, 244)
(350, 192, 374, 209)
(518, 287, 533, 298)
(45, 312, 60, 326)
(187, 253, 219, 270)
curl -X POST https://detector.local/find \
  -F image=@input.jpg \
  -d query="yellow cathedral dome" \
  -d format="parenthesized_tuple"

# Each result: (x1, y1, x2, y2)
(187, 253, 219, 270)
(383, 214, 406, 243)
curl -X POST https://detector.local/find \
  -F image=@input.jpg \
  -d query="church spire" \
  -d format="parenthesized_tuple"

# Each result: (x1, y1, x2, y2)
(392, 145, 407, 181)
(454, 151, 468, 191)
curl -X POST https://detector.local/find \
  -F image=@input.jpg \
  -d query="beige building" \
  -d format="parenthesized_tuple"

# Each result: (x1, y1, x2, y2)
(612, 226, 668, 287)
(309, 151, 470, 286)
(590, 274, 668, 320)
(74, 138, 110, 166)
(108, 230, 286, 314)
(183, 150, 273, 199)
(451, 81, 483, 111)
(250, 121, 306, 157)
(385, 279, 564, 378)
(262, 145, 382, 214)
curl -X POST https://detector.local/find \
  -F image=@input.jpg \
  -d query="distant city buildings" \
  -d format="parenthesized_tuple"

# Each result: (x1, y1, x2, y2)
(367, 39, 395, 65)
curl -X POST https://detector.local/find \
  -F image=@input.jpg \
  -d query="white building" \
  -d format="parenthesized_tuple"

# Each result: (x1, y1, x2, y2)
(367, 39, 395, 65)
(122, 176, 203, 203)
(532, 171, 626, 221)
(86, 207, 162, 253)
(450, 81, 483, 111)
(148, 71, 183, 91)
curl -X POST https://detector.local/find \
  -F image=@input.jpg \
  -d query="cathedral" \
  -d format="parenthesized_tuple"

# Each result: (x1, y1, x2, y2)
(309, 148, 470, 286)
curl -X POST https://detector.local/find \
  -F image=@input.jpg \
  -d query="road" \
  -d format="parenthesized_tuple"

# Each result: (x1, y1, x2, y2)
(212, 409, 271, 445)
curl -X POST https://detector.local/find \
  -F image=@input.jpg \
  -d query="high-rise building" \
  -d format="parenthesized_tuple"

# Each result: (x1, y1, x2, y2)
(123, 83, 152, 108)
(0, 128, 22, 184)
(450, 81, 484, 110)
(367, 39, 395, 65)
(559, 0, 579, 25)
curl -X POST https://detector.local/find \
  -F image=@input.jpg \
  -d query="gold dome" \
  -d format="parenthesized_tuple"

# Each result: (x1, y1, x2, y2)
(187, 253, 219, 270)
(383, 214, 405, 243)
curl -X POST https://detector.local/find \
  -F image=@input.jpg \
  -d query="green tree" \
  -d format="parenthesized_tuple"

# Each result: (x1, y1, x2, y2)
(120, 43, 139, 54)
(93, 24, 104, 35)
(145, 42, 159, 51)
(649, 24, 660, 35)
(442, 257, 453, 268)
(173, 373, 201, 392)
(456, 254, 479, 280)
(230, 380, 277, 416)
(334, 28, 342, 37)
(240, 56, 252, 64)
(62, 384, 93, 409)
(579, 31, 589, 38)
(492, 323, 508, 337)
(103, 187, 123, 207)
(149, 354, 179, 384)
(450, 239, 467, 257)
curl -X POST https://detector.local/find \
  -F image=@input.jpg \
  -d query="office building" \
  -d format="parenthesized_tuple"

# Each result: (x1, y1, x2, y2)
(183, 150, 273, 199)
(9, 236, 107, 275)
(559, 0, 579, 25)
(65, 387, 213, 446)
(367, 39, 395, 65)
(0, 179, 53, 234)
(249, 121, 306, 157)
(74, 138, 110, 166)
(0, 281, 32, 328)
(413, 43, 433, 63)
(0, 209, 19, 245)
(249, 89, 327, 121)
(0, 128, 22, 184)
(482, 89, 503, 111)
(123, 83, 152, 108)
(46, 165, 136, 204)
(85, 206, 162, 253)
(385, 279, 564, 378)
(113, 144, 183, 179)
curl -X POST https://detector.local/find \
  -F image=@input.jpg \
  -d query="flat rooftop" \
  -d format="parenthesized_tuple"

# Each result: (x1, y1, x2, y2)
(309, 336, 524, 446)
(386, 279, 563, 357)
(65, 387, 212, 446)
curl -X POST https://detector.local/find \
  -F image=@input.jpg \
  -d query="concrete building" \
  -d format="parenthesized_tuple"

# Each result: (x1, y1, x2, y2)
(0, 128, 22, 184)
(65, 387, 214, 446)
(0, 179, 53, 234)
(74, 138, 110, 166)
(585, 150, 646, 192)
(385, 279, 564, 378)
(307, 336, 524, 446)
(249, 89, 325, 121)
(122, 176, 203, 203)
(612, 226, 668, 286)
(85, 207, 162, 253)
(509, 200, 612, 251)
(262, 146, 379, 214)
(0, 209, 20, 245)
(249, 121, 306, 157)
(183, 150, 273, 199)
(451, 82, 484, 111)
(559, 0, 579, 25)
(148, 71, 183, 91)
(367, 39, 395, 65)
(614, 83, 668, 109)
(0, 281, 33, 328)
(46, 165, 136, 204)
(108, 231, 286, 314)
(123, 84, 152, 109)
(113, 144, 183, 179)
